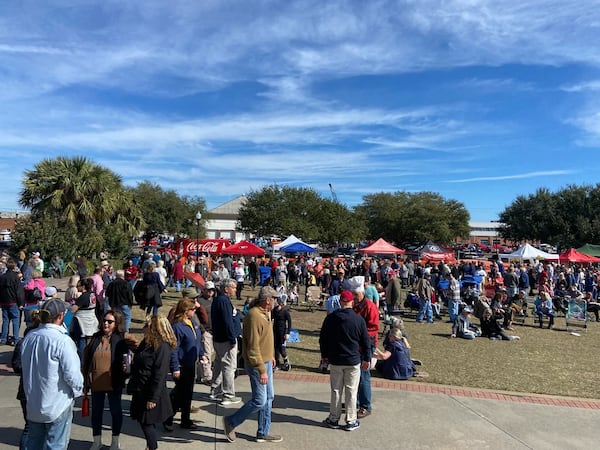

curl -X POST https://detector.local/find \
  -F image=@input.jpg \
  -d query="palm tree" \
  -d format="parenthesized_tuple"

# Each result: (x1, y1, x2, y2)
(20, 155, 144, 238)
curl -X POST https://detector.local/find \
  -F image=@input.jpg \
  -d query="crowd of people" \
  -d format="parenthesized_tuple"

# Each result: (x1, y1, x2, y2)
(3, 246, 600, 448)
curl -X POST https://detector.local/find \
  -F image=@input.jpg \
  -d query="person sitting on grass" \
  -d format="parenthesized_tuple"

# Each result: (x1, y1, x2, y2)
(450, 306, 481, 339)
(373, 328, 420, 380)
(480, 308, 520, 341)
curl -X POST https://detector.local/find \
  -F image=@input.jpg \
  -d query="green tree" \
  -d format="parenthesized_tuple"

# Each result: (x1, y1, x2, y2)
(18, 156, 144, 257)
(356, 191, 470, 245)
(499, 184, 600, 249)
(129, 181, 206, 243)
(237, 184, 364, 243)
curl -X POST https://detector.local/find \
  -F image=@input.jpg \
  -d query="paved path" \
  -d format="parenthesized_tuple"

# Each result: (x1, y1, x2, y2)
(1, 277, 598, 448)
(1, 353, 599, 449)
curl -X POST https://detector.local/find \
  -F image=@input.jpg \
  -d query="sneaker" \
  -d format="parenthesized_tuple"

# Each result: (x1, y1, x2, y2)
(209, 390, 222, 401)
(222, 416, 236, 442)
(512, 336, 521, 340)
(220, 395, 242, 406)
(356, 408, 371, 419)
(344, 421, 360, 431)
(256, 434, 283, 443)
(282, 362, 291, 371)
(323, 417, 340, 429)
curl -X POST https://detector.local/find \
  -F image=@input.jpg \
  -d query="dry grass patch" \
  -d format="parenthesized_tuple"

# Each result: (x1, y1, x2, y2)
(131, 286, 600, 399)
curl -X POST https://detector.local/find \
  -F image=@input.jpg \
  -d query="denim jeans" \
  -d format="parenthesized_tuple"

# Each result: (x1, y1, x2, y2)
(416, 299, 433, 322)
(448, 299, 459, 322)
(117, 305, 132, 332)
(357, 364, 372, 412)
(1, 304, 20, 343)
(91, 390, 123, 436)
(24, 401, 73, 450)
(227, 361, 274, 438)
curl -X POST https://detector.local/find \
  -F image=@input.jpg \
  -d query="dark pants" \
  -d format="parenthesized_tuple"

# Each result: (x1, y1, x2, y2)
(274, 333, 288, 365)
(166, 366, 195, 426)
(140, 422, 159, 450)
(91, 389, 123, 436)
(236, 281, 244, 300)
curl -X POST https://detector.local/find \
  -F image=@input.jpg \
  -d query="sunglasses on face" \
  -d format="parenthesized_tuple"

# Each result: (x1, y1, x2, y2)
(103, 319, 115, 324)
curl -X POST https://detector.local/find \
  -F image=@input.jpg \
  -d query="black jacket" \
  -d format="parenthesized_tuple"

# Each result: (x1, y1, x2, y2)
(0, 270, 25, 307)
(105, 278, 133, 308)
(128, 340, 173, 424)
(319, 307, 370, 366)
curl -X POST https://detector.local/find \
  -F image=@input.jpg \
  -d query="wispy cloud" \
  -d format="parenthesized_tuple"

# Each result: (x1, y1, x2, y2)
(446, 170, 575, 183)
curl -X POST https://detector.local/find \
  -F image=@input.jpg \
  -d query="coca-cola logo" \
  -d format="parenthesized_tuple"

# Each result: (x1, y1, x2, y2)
(184, 241, 226, 254)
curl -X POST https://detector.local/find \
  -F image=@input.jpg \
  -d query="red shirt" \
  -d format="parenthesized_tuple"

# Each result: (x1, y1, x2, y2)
(353, 298, 379, 346)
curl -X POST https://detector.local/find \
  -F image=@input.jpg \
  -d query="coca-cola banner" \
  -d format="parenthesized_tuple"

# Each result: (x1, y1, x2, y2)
(174, 238, 230, 257)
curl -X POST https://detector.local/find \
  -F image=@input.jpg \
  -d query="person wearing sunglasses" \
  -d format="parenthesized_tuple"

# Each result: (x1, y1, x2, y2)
(82, 310, 138, 450)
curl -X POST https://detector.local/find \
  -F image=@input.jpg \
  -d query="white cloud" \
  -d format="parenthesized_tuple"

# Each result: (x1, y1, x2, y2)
(446, 170, 575, 183)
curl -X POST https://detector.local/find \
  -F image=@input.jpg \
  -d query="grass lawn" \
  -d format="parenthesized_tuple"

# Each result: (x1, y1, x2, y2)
(131, 285, 600, 400)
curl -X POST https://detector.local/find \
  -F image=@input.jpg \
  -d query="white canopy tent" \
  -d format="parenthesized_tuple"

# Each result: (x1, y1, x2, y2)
(501, 243, 559, 261)
(273, 235, 301, 250)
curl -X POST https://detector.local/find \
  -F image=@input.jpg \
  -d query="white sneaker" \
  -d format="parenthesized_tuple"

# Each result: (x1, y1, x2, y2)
(220, 396, 242, 406)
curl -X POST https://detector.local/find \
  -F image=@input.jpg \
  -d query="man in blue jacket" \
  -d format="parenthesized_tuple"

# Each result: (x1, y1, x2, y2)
(210, 279, 242, 405)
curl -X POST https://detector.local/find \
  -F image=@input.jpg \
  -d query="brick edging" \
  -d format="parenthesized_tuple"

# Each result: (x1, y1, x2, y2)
(273, 371, 600, 410)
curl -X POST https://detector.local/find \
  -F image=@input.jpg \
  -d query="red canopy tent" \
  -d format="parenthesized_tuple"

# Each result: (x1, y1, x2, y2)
(559, 248, 600, 264)
(358, 238, 405, 255)
(221, 240, 266, 256)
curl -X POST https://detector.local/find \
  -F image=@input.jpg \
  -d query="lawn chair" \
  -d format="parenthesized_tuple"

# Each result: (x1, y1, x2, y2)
(304, 286, 323, 312)
(566, 297, 588, 333)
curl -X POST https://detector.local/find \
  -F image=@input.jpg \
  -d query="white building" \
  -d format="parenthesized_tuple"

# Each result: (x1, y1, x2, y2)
(204, 195, 248, 242)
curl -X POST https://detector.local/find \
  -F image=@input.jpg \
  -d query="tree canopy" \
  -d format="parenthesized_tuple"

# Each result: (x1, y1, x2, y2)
(237, 185, 365, 243)
(15, 156, 144, 259)
(128, 181, 206, 243)
(355, 191, 470, 245)
(499, 185, 600, 249)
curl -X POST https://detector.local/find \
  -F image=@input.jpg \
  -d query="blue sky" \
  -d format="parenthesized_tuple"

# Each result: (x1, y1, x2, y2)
(1, 0, 600, 221)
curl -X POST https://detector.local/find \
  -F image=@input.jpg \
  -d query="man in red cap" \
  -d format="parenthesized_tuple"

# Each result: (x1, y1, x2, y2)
(320, 290, 370, 431)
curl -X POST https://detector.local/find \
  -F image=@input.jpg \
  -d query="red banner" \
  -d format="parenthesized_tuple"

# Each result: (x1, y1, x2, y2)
(174, 238, 230, 257)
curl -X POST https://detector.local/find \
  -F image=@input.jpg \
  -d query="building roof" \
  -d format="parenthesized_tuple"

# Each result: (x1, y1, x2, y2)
(207, 195, 247, 219)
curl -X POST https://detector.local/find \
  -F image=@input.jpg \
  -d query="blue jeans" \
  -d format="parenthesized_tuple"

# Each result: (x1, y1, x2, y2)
(227, 361, 274, 438)
(357, 362, 372, 411)
(24, 401, 73, 450)
(416, 299, 433, 322)
(448, 300, 459, 322)
(118, 305, 132, 332)
(1, 304, 20, 343)
(92, 390, 123, 436)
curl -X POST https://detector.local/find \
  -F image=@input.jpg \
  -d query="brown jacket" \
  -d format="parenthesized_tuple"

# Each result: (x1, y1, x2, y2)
(242, 305, 274, 375)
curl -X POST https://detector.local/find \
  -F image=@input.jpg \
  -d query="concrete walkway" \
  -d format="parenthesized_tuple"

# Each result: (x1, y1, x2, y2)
(1, 277, 599, 449)
(1, 354, 600, 449)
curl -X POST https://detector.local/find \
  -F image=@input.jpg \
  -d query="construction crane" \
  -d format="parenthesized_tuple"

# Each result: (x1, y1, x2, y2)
(328, 183, 338, 202)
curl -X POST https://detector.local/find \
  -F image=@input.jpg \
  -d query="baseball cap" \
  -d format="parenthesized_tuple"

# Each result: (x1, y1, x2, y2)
(41, 298, 67, 319)
(340, 291, 354, 303)
(182, 287, 200, 298)
(45, 286, 58, 297)
(259, 286, 280, 300)
(205, 281, 216, 290)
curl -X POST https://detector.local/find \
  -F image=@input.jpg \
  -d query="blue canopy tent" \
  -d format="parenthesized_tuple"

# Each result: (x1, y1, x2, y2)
(280, 241, 317, 253)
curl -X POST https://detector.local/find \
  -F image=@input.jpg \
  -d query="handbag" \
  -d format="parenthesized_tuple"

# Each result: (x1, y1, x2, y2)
(81, 394, 90, 417)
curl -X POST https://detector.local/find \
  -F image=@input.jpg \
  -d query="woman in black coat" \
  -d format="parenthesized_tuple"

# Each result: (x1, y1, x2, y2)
(128, 315, 176, 450)
(142, 263, 165, 316)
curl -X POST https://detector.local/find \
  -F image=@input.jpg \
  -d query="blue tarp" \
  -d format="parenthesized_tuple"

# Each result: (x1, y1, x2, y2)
(281, 241, 316, 253)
